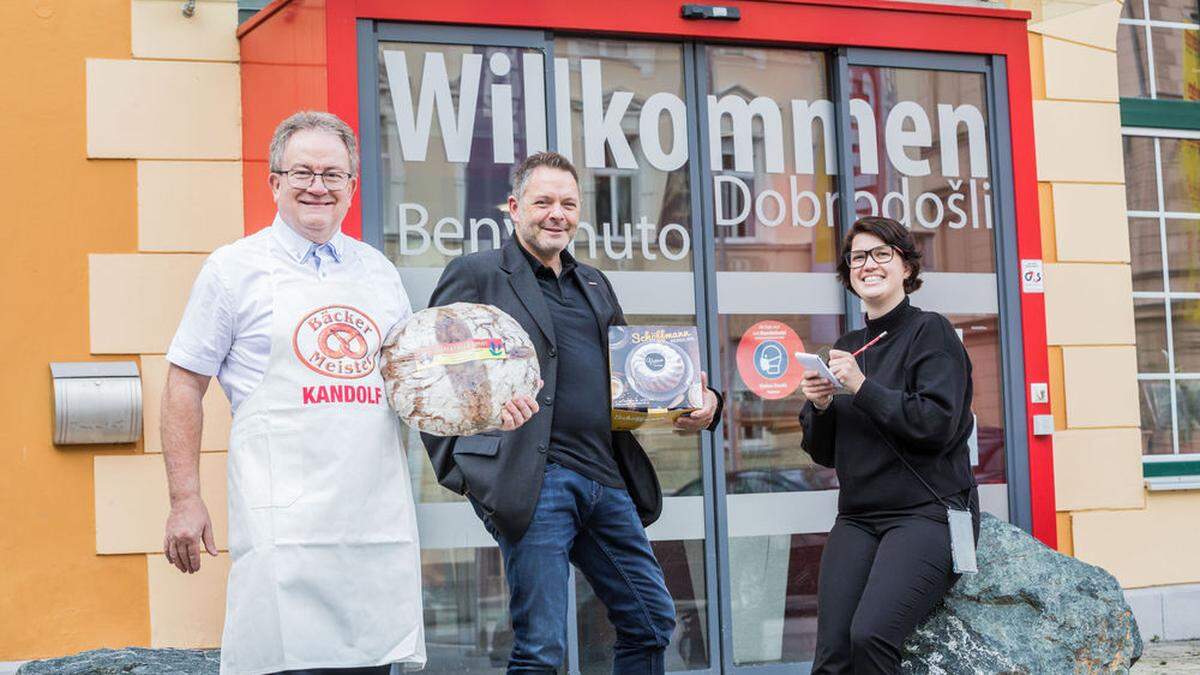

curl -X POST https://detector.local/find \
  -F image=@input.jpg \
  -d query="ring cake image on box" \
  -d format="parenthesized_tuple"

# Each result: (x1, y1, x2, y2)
(610, 325, 704, 430)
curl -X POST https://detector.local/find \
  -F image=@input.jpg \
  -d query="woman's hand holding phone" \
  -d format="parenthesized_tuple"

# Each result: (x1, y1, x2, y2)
(800, 369, 836, 410)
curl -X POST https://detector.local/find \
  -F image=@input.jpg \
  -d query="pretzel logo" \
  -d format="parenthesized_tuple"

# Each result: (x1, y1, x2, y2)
(318, 323, 368, 360)
(293, 305, 380, 379)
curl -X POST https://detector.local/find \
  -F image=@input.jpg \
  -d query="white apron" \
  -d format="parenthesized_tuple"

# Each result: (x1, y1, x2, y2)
(221, 248, 425, 675)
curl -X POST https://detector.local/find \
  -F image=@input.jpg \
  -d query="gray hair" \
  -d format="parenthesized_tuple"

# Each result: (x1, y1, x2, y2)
(268, 111, 360, 175)
(511, 151, 579, 200)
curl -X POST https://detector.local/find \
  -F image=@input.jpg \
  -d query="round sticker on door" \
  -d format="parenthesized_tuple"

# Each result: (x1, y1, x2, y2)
(736, 320, 805, 400)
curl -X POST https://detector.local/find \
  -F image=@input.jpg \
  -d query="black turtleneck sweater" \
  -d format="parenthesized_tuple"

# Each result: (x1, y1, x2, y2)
(799, 297, 976, 514)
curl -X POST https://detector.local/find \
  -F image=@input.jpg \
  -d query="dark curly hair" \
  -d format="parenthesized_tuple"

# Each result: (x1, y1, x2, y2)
(835, 216, 923, 296)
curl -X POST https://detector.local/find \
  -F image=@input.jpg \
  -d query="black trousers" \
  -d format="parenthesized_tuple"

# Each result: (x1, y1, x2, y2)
(811, 489, 980, 674)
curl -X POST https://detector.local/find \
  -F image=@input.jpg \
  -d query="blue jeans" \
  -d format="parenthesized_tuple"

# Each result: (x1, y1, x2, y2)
(471, 463, 676, 674)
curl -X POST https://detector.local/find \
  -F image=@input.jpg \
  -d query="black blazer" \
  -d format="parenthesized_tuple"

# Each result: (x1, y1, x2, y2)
(419, 237, 719, 542)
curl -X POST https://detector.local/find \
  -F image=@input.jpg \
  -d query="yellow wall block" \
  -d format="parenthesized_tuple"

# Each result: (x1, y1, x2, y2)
(1039, 182, 1057, 262)
(138, 161, 244, 252)
(1061, 346, 1141, 428)
(86, 59, 240, 159)
(132, 0, 239, 62)
(1044, 263, 1135, 345)
(1052, 184, 1131, 262)
(1028, 0, 1123, 51)
(95, 453, 228, 554)
(1055, 512, 1074, 555)
(1042, 37, 1118, 102)
(1052, 428, 1144, 510)
(1033, 101, 1124, 183)
(147, 553, 229, 648)
(89, 253, 207, 354)
(141, 355, 232, 454)
(1037, 0, 1110, 21)
(1049, 346, 1067, 430)
(1028, 34, 1047, 100)
(1073, 490, 1200, 587)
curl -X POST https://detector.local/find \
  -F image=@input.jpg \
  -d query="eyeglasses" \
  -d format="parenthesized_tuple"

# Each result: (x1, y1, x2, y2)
(272, 168, 352, 191)
(844, 245, 896, 268)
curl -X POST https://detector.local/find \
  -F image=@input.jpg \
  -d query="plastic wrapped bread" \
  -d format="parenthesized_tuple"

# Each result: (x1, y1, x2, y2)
(381, 302, 540, 436)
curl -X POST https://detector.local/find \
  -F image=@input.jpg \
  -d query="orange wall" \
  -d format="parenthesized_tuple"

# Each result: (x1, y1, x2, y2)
(0, 1, 150, 659)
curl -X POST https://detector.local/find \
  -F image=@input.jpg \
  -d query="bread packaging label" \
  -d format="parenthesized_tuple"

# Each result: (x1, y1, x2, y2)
(609, 325, 705, 430)
(381, 302, 540, 437)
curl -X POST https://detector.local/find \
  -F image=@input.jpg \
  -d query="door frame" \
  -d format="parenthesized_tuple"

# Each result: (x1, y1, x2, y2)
(254, 1, 1057, 671)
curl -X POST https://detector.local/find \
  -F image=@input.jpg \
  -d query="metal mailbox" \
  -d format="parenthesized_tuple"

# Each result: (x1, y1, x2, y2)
(50, 361, 142, 445)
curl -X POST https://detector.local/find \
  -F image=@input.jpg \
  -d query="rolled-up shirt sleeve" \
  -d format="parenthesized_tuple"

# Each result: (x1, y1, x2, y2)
(166, 257, 235, 377)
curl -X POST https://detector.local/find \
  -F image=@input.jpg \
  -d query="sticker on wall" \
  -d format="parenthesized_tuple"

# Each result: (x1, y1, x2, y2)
(1021, 259, 1044, 293)
(736, 320, 805, 400)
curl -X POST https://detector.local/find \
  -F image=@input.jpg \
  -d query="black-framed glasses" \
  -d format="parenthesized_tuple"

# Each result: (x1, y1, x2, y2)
(272, 168, 352, 191)
(844, 245, 896, 268)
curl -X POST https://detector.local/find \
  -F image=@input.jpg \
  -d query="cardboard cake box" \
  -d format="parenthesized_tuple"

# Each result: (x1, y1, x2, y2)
(609, 325, 705, 430)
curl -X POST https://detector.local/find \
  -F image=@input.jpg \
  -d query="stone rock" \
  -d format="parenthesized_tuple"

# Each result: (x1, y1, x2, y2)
(17, 647, 219, 675)
(901, 513, 1142, 674)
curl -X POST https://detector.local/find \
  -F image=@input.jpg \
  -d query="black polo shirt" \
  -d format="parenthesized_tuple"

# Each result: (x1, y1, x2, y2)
(519, 244, 624, 488)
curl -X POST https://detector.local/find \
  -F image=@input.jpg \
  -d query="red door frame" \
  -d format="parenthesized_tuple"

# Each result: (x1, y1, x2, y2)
(239, 0, 1056, 547)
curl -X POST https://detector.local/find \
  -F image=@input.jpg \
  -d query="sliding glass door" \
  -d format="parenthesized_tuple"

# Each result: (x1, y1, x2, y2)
(359, 26, 1024, 673)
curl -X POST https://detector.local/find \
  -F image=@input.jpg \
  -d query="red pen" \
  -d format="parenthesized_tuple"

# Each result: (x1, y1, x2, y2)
(851, 331, 888, 358)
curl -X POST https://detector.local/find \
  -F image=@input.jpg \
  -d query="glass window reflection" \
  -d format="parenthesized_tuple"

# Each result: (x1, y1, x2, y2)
(378, 42, 545, 271)
(1136, 298, 1170, 372)
(1151, 28, 1200, 100)
(1166, 219, 1200, 292)
(1130, 217, 1165, 292)
(1123, 136, 1159, 211)
(1125, 131, 1200, 457)
(1140, 380, 1175, 455)
(1150, 0, 1199, 22)
(1171, 299, 1200, 372)
(1118, 23, 1152, 98)
(420, 547, 515, 673)
(556, 38, 695, 274)
(1177, 381, 1200, 454)
(1159, 138, 1200, 214)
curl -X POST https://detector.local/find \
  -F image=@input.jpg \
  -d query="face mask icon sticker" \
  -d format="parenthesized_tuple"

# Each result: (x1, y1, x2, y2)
(736, 321, 805, 400)
(754, 341, 787, 379)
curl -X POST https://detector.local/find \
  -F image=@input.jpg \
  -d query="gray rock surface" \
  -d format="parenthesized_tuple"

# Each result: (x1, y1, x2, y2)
(17, 647, 218, 675)
(901, 513, 1142, 674)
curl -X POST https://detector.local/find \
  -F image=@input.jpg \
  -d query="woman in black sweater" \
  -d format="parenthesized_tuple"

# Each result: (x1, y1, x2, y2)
(800, 216, 980, 674)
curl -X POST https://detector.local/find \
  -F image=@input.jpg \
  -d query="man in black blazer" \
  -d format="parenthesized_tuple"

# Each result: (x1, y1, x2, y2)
(420, 151, 721, 674)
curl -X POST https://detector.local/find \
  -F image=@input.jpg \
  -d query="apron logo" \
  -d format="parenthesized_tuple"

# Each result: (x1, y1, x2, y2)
(318, 323, 369, 360)
(293, 305, 380, 379)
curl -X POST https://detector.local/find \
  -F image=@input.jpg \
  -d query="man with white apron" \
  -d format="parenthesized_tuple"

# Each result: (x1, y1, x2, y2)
(161, 112, 426, 674)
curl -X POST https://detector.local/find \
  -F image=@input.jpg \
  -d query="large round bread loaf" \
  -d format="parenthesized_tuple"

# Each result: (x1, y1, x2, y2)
(381, 302, 540, 436)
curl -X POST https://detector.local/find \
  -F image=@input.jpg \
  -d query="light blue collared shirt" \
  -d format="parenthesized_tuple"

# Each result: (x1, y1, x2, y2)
(271, 215, 346, 271)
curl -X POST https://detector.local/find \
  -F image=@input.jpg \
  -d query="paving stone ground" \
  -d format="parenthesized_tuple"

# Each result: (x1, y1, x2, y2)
(1133, 640, 1200, 674)
(3, 640, 1198, 673)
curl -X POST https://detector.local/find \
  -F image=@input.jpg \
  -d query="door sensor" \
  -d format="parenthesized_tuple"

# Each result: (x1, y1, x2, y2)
(682, 4, 741, 20)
